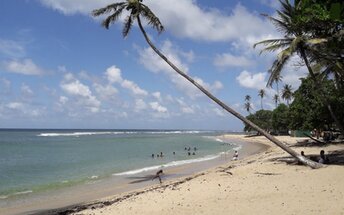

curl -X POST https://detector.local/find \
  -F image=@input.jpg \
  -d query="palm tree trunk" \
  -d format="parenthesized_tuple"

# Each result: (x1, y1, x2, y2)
(276, 82, 280, 104)
(300, 47, 344, 135)
(261, 98, 263, 110)
(137, 16, 323, 169)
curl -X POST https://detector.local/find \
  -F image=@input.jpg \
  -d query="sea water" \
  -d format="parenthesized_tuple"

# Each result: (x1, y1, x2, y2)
(0, 129, 237, 204)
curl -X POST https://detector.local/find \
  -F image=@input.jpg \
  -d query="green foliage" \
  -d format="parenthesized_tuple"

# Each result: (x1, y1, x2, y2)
(244, 110, 273, 132)
(288, 76, 344, 130)
(272, 103, 290, 134)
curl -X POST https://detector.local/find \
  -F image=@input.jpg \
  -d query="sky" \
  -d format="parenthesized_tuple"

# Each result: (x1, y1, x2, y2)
(0, 0, 307, 130)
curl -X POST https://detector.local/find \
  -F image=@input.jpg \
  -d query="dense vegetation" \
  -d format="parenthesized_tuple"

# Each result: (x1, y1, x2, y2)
(245, 0, 344, 135)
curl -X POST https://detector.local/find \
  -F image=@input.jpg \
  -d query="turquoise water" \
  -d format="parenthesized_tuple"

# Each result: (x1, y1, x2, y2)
(0, 129, 234, 200)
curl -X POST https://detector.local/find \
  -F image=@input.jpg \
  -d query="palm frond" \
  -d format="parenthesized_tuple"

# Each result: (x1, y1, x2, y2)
(267, 47, 292, 87)
(140, 4, 164, 33)
(306, 38, 328, 45)
(122, 15, 134, 37)
(258, 42, 292, 54)
(253, 38, 292, 49)
(92, 2, 126, 17)
(101, 5, 126, 29)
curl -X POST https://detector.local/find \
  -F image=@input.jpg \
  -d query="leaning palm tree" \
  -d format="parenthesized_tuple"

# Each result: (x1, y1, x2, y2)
(258, 89, 265, 109)
(92, 0, 322, 168)
(282, 84, 293, 105)
(254, 0, 344, 134)
(273, 94, 279, 108)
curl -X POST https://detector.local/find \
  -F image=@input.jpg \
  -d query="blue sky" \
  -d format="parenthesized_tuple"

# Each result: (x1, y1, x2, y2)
(0, 0, 306, 130)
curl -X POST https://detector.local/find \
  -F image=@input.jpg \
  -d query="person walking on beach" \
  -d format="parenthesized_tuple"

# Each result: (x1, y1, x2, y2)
(152, 169, 163, 183)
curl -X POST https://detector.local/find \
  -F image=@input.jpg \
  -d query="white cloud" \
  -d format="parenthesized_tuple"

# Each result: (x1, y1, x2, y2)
(21, 84, 34, 97)
(4, 59, 45, 75)
(94, 83, 118, 101)
(134, 99, 147, 112)
(0, 39, 25, 58)
(152, 92, 162, 101)
(121, 80, 148, 96)
(39, 0, 112, 15)
(39, 0, 275, 43)
(0, 78, 11, 94)
(236, 70, 266, 90)
(106, 66, 123, 83)
(61, 75, 101, 113)
(213, 108, 226, 117)
(6, 102, 24, 110)
(280, 56, 308, 89)
(61, 79, 92, 97)
(147, 1, 274, 42)
(214, 53, 252, 68)
(181, 106, 195, 114)
(59, 96, 68, 105)
(138, 40, 223, 99)
(150, 102, 168, 113)
(105, 65, 148, 96)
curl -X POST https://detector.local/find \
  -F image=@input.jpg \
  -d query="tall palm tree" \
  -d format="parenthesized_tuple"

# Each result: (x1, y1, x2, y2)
(93, 0, 322, 168)
(282, 84, 293, 105)
(244, 95, 252, 113)
(272, 74, 282, 104)
(273, 94, 279, 108)
(245, 95, 251, 102)
(254, 0, 344, 134)
(244, 102, 252, 114)
(258, 89, 265, 110)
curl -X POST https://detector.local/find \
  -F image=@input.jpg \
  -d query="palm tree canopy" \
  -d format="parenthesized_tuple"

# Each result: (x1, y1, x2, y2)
(273, 94, 279, 104)
(92, 0, 164, 37)
(244, 102, 252, 113)
(253, 0, 329, 87)
(245, 95, 251, 102)
(258, 89, 266, 98)
(282, 84, 293, 101)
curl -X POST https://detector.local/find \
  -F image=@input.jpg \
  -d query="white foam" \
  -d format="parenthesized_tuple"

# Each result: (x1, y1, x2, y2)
(37, 130, 211, 137)
(13, 190, 33, 196)
(234, 145, 242, 151)
(0, 195, 8, 199)
(90, 175, 98, 179)
(113, 154, 221, 176)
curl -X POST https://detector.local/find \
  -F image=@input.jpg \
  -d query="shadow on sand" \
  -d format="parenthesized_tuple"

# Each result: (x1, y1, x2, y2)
(269, 149, 344, 166)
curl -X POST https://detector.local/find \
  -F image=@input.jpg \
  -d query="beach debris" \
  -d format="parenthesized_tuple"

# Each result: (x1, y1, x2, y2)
(254, 172, 281, 176)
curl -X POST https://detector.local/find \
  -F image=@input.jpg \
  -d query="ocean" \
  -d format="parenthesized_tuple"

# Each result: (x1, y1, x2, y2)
(0, 129, 238, 207)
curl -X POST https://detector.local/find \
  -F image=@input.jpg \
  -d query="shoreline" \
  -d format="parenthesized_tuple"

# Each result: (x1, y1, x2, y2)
(35, 135, 269, 215)
(58, 135, 344, 215)
(0, 134, 268, 215)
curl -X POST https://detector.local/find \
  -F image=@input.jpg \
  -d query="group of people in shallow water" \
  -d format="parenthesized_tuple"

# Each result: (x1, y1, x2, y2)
(151, 146, 199, 158)
(151, 152, 165, 158)
(300, 149, 330, 164)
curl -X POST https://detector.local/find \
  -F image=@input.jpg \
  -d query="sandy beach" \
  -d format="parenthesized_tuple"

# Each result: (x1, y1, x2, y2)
(44, 134, 344, 215)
